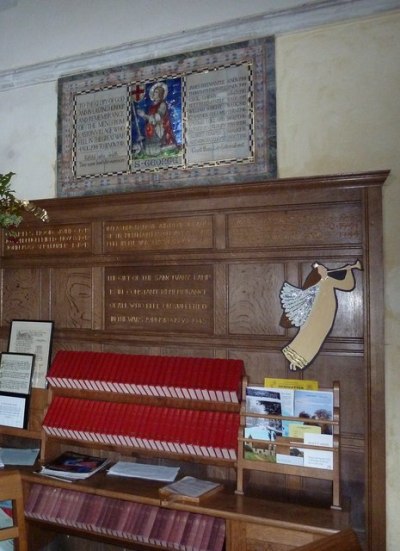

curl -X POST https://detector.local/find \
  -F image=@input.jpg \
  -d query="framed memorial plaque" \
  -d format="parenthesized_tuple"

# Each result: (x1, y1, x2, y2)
(8, 320, 54, 389)
(0, 352, 34, 396)
(57, 37, 276, 197)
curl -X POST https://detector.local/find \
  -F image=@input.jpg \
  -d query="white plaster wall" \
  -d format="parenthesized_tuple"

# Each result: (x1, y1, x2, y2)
(0, 83, 57, 199)
(0, 0, 306, 69)
(276, 14, 400, 548)
(0, 2, 399, 549)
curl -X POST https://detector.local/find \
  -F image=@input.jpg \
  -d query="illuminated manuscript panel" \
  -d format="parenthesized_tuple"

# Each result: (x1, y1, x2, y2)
(4, 224, 91, 256)
(105, 265, 214, 333)
(227, 204, 362, 248)
(105, 216, 213, 252)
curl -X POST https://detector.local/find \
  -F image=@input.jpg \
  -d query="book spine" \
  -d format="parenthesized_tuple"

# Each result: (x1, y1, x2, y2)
(159, 508, 177, 547)
(24, 483, 43, 518)
(170, 510, 190, 550)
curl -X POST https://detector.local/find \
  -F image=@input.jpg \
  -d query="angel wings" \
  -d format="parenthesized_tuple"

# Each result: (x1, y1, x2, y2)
(280, 281, 319, 328)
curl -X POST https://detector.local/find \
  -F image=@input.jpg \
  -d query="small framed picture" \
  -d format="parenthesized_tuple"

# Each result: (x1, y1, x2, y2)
(8, 320, 54, 389)
(0, 393, 29, 429)
(0, 352, 34, 395)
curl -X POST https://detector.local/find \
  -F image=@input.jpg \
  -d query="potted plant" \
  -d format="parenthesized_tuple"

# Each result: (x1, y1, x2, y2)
(0, 172, 48, 241)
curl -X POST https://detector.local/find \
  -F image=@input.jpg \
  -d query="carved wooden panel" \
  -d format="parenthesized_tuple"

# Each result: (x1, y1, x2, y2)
(227, 203, 362, 248)
(228, 262, 286, 335)
(2, 268, 43, 322)
(51, 268, 93, 329)
(0, 172, 387, 551)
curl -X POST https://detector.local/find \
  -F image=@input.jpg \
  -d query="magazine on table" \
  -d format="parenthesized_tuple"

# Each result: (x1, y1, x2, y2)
(38, 451, 110, 480)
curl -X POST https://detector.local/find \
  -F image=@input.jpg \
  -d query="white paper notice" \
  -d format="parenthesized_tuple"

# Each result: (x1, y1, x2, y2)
(0, 395, 25, 428)
(276, 454, 304, 467)
(303, 449, 333, 470)
(303, 433, 333, 447)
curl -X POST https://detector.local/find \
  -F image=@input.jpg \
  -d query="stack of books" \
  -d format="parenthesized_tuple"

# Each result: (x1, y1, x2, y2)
(25, 483, 226, 551)
(42, 396, 240, 460)
(46, 351, 244, 403)
(38, 451, 110, 481)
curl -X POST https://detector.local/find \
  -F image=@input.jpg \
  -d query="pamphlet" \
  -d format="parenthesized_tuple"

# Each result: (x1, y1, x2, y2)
(293, 390, 334, 435)
(275, 433, 334, 469)
(245, 386, 294, 440)
(107, 461, 179, 482)
(0, 447, 40, 466)
(264, 378, 319, 390)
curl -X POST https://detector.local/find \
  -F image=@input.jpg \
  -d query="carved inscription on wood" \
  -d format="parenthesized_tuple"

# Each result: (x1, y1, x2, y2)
(4, 224, 91, 255)
(228, 204, 362, 248)
(105, 216, 213, 252)
(105, 265, 214, 333)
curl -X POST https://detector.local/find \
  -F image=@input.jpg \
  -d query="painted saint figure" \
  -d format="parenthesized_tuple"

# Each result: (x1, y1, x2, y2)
(280, 260, 362, 371)
(137, 82, 177, 156)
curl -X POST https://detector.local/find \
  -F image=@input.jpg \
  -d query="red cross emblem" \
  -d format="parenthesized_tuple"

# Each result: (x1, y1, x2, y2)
(131, 84, 145, 102)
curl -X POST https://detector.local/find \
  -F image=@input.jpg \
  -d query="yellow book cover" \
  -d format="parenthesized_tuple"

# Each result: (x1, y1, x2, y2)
(263, 378, 319, 390)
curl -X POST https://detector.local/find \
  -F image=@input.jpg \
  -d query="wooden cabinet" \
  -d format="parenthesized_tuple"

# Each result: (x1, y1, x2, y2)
(0, 171, 387, 550)
(21, 471, 350, 551)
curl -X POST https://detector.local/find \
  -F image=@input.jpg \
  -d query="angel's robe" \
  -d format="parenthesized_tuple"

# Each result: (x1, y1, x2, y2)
(282, 266, 358, 370)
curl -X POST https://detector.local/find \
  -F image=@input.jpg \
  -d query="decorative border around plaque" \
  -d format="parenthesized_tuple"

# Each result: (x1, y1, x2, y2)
(57, 37, 276, 197)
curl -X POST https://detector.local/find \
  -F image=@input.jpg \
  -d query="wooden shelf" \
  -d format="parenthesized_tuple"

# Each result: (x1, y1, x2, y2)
(21, 470, 350, 551)
(236, 380, 341, 510)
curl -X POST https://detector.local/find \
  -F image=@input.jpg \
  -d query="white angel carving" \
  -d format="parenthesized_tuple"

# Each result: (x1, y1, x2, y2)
(279, 260, 362, 371)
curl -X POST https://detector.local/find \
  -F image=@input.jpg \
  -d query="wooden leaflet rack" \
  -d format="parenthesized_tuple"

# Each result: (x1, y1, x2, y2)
(236, 378, 341, 510)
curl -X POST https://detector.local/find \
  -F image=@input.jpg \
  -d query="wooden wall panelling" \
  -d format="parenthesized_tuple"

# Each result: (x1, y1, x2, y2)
(362, 185, 385, 550)
(2, 268, 44, 322)
(0, 171, 388, 550)
(50, 267, 93, 329)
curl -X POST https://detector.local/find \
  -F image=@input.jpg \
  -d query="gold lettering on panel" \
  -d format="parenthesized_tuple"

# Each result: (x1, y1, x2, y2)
(104, 216, 213, 251)
(228, 205, 361, 248)
(105, 265, 214, 333)
(4, 225, 91, 255)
